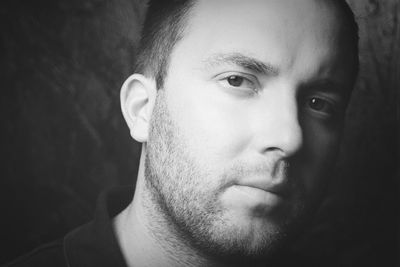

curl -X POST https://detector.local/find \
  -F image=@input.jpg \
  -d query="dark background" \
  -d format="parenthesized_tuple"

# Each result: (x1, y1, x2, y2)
(0, 0, 398, 266)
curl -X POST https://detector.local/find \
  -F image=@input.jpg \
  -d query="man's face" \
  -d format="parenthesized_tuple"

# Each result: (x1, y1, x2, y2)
(145, 0, 356, 260)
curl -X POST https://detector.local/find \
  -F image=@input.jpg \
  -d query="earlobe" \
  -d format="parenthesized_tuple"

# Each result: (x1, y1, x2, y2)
(120, 74, 157, 143)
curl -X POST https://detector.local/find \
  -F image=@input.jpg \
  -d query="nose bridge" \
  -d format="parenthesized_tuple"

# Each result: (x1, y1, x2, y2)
(253, 84, 303, 157)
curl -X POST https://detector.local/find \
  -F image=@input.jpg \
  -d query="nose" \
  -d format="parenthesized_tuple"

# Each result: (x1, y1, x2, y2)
(251, 88, 303, 157)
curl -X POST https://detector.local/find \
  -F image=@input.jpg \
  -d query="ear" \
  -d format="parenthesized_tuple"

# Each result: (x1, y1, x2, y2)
(120, 74, 157, 143)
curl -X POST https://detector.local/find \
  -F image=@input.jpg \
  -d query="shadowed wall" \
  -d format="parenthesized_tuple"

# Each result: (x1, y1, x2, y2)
(0, 0, 398, 265)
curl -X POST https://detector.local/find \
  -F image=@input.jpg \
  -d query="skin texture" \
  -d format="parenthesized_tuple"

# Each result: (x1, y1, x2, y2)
(116, 0, 358, 266)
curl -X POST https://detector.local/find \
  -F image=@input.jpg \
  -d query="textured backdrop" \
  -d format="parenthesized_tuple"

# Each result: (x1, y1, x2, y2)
(0, 0, 398, 265)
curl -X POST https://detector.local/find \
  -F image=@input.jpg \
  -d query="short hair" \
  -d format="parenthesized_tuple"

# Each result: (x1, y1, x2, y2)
(134, 0, 194, 88)
(134, 0, 359, 89)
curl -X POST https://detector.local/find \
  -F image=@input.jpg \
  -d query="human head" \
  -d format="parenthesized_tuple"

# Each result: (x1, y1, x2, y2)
(121, 0, 359, 263)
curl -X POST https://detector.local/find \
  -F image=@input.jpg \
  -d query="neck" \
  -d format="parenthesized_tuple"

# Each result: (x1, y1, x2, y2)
(113, 151, 224, 267)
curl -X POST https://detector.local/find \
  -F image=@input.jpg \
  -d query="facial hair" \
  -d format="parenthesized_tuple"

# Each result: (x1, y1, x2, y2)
(144, 89, 308, 262)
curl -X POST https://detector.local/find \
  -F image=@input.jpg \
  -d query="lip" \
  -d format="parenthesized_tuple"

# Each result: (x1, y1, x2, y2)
(234, 179, 290, 198)
(230, 185, 285, 210)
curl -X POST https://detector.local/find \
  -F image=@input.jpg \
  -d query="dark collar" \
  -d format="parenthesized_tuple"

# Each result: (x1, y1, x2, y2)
(63, 186, 134, 267)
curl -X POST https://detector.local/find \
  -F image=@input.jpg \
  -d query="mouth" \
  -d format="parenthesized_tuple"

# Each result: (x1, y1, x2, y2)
(227, 159, 292, 198)
(234, 180, 290, 198)
(229, 184, 286, 212)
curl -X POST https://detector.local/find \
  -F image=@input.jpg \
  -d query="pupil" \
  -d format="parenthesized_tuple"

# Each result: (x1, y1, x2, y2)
(228, 76, 243, 87)
(309, 98, 324, 110)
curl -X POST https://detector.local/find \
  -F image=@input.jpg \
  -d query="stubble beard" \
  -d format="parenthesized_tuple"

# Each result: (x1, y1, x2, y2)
(143, 90, 306, 262)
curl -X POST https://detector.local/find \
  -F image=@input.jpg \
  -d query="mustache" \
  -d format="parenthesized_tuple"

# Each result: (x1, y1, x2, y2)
(220, 157, 291, 187)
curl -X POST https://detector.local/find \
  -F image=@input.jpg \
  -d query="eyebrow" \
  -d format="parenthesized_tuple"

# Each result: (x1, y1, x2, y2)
(297, 79, 352, 106)
(203, 52, 280, 76)
(305, 79, 349, 96)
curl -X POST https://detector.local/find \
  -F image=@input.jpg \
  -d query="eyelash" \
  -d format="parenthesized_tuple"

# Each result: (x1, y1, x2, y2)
(217, 73, 260, 93)
(303, 96, 340, 119)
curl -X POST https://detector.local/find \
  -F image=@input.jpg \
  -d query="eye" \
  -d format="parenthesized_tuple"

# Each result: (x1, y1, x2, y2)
(227, 75, 245, 87)
(305, 97, 337, 117)
(218, 74, 259, 92)
(308, 97, 329, 111)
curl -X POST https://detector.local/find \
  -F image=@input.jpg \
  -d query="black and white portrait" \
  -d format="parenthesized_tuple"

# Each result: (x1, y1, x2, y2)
(0, 0, 398, 266)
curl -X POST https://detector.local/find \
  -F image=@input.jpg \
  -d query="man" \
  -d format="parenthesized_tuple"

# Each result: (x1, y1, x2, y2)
(6, 0, 358, 266)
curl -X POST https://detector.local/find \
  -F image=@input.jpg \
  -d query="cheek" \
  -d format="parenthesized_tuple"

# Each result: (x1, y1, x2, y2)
(166, 79, 253, 163)
(300, 120, 341, 193)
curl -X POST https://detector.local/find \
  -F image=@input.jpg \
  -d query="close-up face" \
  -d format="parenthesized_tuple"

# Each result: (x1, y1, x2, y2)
(145, 0, 357, 261)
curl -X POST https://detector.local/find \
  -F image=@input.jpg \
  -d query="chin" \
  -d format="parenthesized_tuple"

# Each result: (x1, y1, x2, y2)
(190, 213, 293, 264)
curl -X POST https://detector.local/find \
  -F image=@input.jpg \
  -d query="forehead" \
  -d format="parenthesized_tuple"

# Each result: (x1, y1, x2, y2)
(168, 0, 355, 85)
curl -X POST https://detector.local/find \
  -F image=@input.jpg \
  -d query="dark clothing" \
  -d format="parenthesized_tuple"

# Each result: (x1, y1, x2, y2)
(4, 187, 132, 267)
(5, 187, 314, 267)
